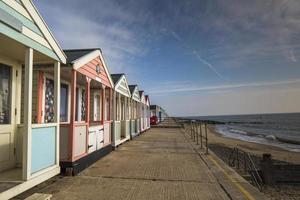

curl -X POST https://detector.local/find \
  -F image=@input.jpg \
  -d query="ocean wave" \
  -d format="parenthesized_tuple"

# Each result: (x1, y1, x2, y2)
(214, 125, 300, 152)
(276, 136, 300, 145)
(265, 135, 277, 141)
(228, 128, 248, 135)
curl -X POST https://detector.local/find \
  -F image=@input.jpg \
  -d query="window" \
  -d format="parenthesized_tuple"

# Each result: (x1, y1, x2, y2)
(121, 97, 125, 120)
(116, 95, 119, 120)
(75, 88, 86, 122)
(0, 64, 11, 124)
(44, 78, 55, 123)
(81, 89, 86, 121)
(60, 83, 69, 122)
(94, 93, 101, 121)
(105, 95, 109, 120)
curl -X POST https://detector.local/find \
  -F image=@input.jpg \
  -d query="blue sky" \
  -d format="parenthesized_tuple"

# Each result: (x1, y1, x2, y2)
(35, 0, 300, 116)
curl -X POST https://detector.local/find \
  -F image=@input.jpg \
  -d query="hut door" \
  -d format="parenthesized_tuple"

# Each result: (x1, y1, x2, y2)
(0, 64, 16, 172)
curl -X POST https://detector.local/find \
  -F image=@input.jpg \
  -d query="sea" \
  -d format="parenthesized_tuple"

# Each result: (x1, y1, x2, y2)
(189, 113, 300, 152)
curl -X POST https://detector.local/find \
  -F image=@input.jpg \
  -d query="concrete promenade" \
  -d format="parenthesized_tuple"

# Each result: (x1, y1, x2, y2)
(15, 126, 267, 200)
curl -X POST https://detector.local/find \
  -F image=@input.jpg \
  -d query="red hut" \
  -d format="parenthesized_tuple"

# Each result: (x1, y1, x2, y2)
(39, 48, 114, 175)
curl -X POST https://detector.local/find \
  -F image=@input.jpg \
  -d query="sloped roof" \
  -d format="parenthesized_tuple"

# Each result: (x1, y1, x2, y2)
(129, 85, 137, 95)
(139, 90, 144, 98)
(111, 74, 124, 84)
(23, 0, 66, 63)
(64, 48, 100, 64)
(145, 95, 150, 103)
(63, 48, 114, 87)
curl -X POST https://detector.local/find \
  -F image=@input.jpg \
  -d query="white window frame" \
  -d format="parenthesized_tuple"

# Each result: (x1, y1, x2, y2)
(75, 86, 86, 123)
(93, 91, 101, 122)
(43, 73, 71, 124)
(104, 90, 109, 121)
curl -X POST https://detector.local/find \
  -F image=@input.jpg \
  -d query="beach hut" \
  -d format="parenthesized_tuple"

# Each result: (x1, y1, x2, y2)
(129, 85, 141, 139)
(0, 0, 66, 199)
(150, 105, 160, 125)
(111, 74, 131, 147)
(139, 91, 147, 132)
(57, 49, 114, 174)
(145, 95, 151, 130)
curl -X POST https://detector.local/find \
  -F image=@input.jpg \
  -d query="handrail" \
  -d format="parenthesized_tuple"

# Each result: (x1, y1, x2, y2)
(184, 120, 209, 154)
(229, 147, 263, 191)
(179, 119, 263, 191)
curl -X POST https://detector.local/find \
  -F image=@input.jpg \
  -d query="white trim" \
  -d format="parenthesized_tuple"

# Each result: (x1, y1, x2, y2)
(72, 50, 100, 70)
(132, 86, 141, 102)
(99, 51, 114, 87)
(54, 62, 60, 166)
(42, 73, 71, 123)
(0, 166, 60, 200)
(75, 86, 86, 123)
(88, 125, 104, 132)
(20, 0, 66, 63)
(2, 0, 33, 21)
(93, 91, 101, 121)
(72, 49, 114, 87)
(60, 80, 71, 124)
(23, 48, 33, 181)
(22, 26, 52, 49)
(0, 57, 19, 172)
(114, 75, 131, 98)
(140, 92, 145, 104)
(113, 137, 130, 147)
(32, 123, 57, 128)
(29, 164, 58, 179)
(145, 96, 150, 106)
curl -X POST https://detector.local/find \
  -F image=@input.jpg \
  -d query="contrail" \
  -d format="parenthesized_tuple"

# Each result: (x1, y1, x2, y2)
(150, 78, 300, 95)
(171, 31, 227, 81)
(192, 50, 226, 80)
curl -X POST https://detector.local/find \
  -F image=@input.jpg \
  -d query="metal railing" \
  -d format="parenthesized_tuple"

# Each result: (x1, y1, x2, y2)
(186, 120, 209, 154)
(228, 147, 263, 191)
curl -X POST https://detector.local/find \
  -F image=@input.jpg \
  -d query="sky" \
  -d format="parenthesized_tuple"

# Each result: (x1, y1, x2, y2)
(35, 0, 300, 116)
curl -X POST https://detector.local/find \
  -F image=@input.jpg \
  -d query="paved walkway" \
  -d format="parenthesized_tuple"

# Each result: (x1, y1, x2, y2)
(15, 127, 266, 200)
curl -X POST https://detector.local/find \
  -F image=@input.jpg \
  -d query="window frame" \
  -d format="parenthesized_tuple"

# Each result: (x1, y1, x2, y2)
(0, 63, 12, 125)
(75, 86, 87, 123)
(93, 91, 101, 122)
(42, 74, 71, 124)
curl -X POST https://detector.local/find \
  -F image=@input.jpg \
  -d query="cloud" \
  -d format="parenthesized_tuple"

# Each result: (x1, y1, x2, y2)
(149, 78, 300, 95)
(288, 49, 297, 62)
(35, 0, 147, 74)
(35, 0, 300, 116)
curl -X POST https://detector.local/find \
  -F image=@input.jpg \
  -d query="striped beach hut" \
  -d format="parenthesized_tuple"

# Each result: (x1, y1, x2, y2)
(0, 0, 66, 199)
(128, 85, 141, 139)
(111, 74, 131, 147)
(56, 48, 114, 175)
(145, 95, 151, 130)
(139, 90, 147, 132)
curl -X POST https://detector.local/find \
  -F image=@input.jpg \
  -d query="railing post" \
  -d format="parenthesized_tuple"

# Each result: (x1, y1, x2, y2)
(205, 123, 208, 154)
(244, 151, 247, 173)
(200, 123, 203, 148)
(190, 121, 193, 139)
(237, 148, 240, 169)
(193, 122, 196, 142)
(196, 123, 199, 145)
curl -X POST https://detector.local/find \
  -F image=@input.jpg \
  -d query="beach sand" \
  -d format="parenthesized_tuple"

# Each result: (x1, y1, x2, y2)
(194, 125, 300, 200)
(207, 125, 300, 164)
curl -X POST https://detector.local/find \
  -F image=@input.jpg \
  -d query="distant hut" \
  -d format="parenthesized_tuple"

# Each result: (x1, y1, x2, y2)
(129, 85, 141, 138)
(111, 74, 131, 147)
